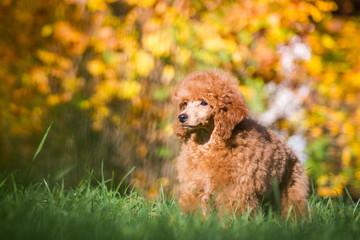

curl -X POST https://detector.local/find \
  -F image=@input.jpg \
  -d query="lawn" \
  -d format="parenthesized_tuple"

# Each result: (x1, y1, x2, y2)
(1, 171, 359, 240)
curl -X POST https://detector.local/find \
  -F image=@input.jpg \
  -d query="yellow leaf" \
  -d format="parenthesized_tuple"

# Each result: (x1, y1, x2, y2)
(30, 68, 49, 94)
(239, 86, 255, 100)
(119, 80, 141, 99)
(87, 59, 106, 76)
(111, 115, 122, 126)
(37, 50, 57, 64)
(232, 51, 243, 64)
(142, 31, 172, 57)
(327, 121, 339, 136)
(321, 35, 335, 49)
(47, 95, 61, 106)
(355, 170, 360, 180)
(53, 21, 87, 55)
(92, 120, 103, 131)
(316, 0, 338, 12)
(86, 0, 107, 12)
(341, 147, 351, 168)
(317, 186, 333, 197)
(126, 0, 156, 8)
(316, 175, 329, 186)
(343, 123, 356, 138)
(306, 55, 322, 75)
(351, 142, 360, 158)
(346, 72, 360, 88)
(98, 106, 109, 117)
(310, 127, 322, 138)
(204, 36, 226, 51)
(79, 100, 90, 110)
(176, 21, 190, 43)
(175, 48, 191, 66)
(63, 78, 82, 93)
(134, 50, 154, 77)
(333, 111, 346, 122)
(137, 143, 148, 158)
(164, 123, 173, 136)
(41, 24, 53, 37)
(318, 185, 343, 197)
(157, 177, 169, 187)
(309, 5, 323, 22)
(323, 70, 336, 84)
(161, 65, 175, 84)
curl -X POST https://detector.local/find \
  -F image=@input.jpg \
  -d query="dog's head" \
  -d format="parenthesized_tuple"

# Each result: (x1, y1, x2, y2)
(172, 70, 248, 141)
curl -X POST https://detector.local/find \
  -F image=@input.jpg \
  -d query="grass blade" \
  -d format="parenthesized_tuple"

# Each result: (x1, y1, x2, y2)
(24, 122, 53, 183)
(0, 175, 9, 188)
(344, 186, 355, 205)
(115, 166, 136, 193)
(354, 199, 360, 216)
(285, 205, 294, 222)
(54, 164, 76, 181)
(11, 174, 19, 203)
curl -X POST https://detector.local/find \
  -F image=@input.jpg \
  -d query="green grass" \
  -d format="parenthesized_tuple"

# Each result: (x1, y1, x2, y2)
(1, 173, 360, 240)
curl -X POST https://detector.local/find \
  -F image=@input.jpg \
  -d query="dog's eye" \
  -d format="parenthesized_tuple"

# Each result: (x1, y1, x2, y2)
(183, 101, 187, 107)
(200, 101, 208, 106)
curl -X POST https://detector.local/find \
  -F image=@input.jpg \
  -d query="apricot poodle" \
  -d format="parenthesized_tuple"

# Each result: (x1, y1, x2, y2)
(172, 70, 308, 217)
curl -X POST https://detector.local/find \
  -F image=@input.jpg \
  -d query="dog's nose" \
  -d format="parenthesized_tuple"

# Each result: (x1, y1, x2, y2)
(178, 114, 188, 123)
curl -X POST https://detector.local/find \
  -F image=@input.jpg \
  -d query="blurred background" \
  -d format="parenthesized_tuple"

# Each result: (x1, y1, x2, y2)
(1, 0, 359, 199)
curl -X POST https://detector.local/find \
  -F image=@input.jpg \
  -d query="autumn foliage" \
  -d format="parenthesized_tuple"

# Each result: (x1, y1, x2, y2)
(0, 0, 359, 198)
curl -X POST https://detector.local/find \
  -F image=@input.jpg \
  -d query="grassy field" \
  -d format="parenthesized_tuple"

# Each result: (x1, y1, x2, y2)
(1, 172, 360, 240)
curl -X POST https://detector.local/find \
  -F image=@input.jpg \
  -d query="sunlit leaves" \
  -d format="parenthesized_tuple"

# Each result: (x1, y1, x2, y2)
(1, 0, 360, 198)
(41, 24, 53, 38)
(126, 0, 156, 8)
(161, 65, 175, 84)
(53, 21, 88, 55)
(302, 4, 360, 196)
(134, 50, 154, 77)
(305, 55, 323, 76)
(119, 80, 141, 99)
(87, 59, 106, 76)
(86, 0, 107, 12)
(142, 31, 172, 57)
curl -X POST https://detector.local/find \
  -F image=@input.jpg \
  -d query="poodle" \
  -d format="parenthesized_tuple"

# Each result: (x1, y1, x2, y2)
(172, 69, 308, 217)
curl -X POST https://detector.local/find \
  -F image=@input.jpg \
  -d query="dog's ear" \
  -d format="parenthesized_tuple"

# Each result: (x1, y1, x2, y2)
(213, 91, 248, 140)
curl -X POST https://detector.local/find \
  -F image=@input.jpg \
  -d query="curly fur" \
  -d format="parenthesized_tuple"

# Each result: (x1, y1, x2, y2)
(172, 70, 308, 217)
